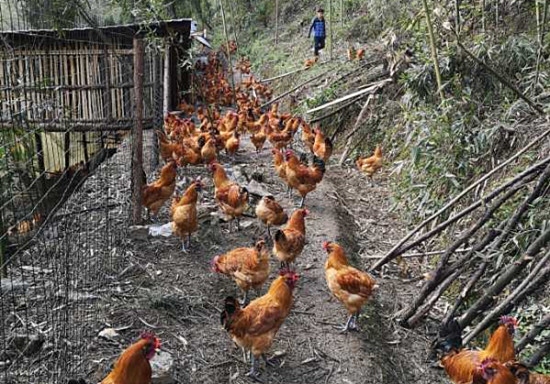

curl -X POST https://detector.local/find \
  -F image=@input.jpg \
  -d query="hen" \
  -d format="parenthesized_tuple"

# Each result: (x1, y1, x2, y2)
(171, 179, 203, 252)
(142, 161, 177, 221)
(273, 208, 308, 268)
(210, 162, 249, 231)
(101, 332, 160, 384)
(212, 239, 270, 304)
(312, 127, 333, 162)
(356, 144, 383, 181)
(440, 316, 518, 384)
(472, 358, 518, 384)
(506, 362, 550, 384)
(323, 241, 377, 332)
(221, 269, 299, 380)
(284, 150, 325, 207)
(255, 195, 288, 236)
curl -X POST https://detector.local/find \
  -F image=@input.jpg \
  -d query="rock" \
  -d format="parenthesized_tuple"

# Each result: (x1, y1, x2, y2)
(245, 179, 270, 197)
(11, 334, 44, 356)
(98, 328, 120, 340)
(151, 350, 175, 384)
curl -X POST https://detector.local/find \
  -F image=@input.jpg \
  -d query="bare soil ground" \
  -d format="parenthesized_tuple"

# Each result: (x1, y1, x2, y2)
(87, 136, 448, 384)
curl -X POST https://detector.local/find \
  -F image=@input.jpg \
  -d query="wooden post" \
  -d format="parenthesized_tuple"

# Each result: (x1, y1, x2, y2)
(82, 133, 89, 164)
(64, 131, 71, 171)
(132, 37, 145, 225)
(219, 0, 237, 102)
(35, 132, 45, 176)
(275, 0, 279, 45)
(101, 42, 112, 148)
(329, 0, 334, 60)
(163, 42, 171, 117)
(152, 52, 161, 168)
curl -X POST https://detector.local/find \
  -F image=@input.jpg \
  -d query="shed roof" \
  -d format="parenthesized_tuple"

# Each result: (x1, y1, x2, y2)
(0, 18, 192, 49)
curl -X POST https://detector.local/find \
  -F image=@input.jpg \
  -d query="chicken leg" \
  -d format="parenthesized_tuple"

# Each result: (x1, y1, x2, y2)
(246, 354, 263, 382)
(339, 313, 359, 332)
(299, 196, 306, 208)
(181, 239, 189, 253)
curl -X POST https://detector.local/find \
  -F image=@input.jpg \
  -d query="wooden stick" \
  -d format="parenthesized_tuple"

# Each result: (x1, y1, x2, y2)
(261, 69, 331, 109)
(422, 0, 444, 101)
(309, 95, 365, 123)
(516, 313, 550, 352)
(464, 250, 550, 344)
(459, 226, 550, 331)
(527, 340, 550, 368)
(371, 127, 550, 271)
(132, 37, 145, 225)
(306, 78, 392, 114)
(455, 34, 544, 114)
(338, 95, 374, 165)
(259, 60, 331, 83)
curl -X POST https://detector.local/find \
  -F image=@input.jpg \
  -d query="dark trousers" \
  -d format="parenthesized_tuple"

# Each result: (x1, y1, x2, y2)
(314, 36, 326, 56)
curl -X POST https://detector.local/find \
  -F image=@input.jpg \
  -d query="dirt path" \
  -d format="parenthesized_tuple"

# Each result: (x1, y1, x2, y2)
(91, 135, 446, 384)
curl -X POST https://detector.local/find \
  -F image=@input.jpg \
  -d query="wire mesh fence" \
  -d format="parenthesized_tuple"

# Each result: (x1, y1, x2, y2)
(0, 23, 168, 383)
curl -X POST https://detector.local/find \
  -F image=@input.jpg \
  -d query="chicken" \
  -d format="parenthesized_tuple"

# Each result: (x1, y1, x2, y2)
(472, 358, 518, 384)
(356, 48, 366, 60)
(225, 131, 240, 157)
(211, 239, 270, 304)
(142, 161, 177, 220)
(284, 150, 325, 207)
(506, 362, 550, 384)
(272, 149, 288, 183)
(100, 332, 161, 384)
(312, 127, 333, 162)
(173, 145, 201, 167)
(265, 124, 293, 150)
(171, 179, 203, 252)
(220, 269, 299, 380)
(199, 135, 217, 164)
(440, 316, 518, 384)
(251, 126, 267, 154)
(158, 130, 182, 162)
(255, 195, 288, 236)
(210, 162, 249, 231)
(304, 56, 318, 69)
(273, 208, 308, 268)
(356, 144, 383, 181)
(323, 241, 377, 332)
(301, 122, 316, 152)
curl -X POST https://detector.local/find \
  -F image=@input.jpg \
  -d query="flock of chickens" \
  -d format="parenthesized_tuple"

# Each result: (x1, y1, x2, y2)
(68, 48, 548, 384)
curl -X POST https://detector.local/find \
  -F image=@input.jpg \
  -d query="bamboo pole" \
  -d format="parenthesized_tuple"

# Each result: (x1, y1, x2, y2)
(534, 0, 548, 90)
(329, 0, 334, 60)
(275, 0, 279, 45)
(132, 37, 145, 225)
(338, 95, 374, 165)
(219, 0, 237, 103)
(422, 0, 445, 101)
(163, 43, 171, 116)
(372, 127, 550, 271)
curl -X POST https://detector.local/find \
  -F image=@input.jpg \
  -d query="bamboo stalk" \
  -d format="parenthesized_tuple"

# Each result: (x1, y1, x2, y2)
(329, 0, 334, 60)
(309, 94, 365, 123)
(219, 0, 236, 103)
(372, 127, 550, 271)
(534, 0, 548, 90)
(422, 0, 445, 101)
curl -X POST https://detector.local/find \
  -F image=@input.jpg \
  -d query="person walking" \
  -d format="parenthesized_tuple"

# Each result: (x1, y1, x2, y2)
(308, 8, 326, 57)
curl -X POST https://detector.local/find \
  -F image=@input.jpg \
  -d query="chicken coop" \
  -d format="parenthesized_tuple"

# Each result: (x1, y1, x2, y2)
(0, 19, 191, 383)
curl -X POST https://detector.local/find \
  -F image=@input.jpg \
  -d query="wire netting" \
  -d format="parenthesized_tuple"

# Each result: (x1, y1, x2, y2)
(0, 25, 164, 383)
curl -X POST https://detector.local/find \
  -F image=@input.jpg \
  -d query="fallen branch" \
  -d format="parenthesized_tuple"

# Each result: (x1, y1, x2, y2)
(463, 250, 550, 343)
(371, 152, 550, 271)
(397, 180, 527, 326)
(309, 95, 366, 124)
(261, 69, 332, 109)
(305, 78, 392, 115)
(338, 95, 374, 165)
(527, 339, 550, 368)
(363, 248, 473, 259)
(260, 60, 331, 83)
(459, 226, 550, 331)
(516, 313, 550, 352)
(331, 59, 382, 85)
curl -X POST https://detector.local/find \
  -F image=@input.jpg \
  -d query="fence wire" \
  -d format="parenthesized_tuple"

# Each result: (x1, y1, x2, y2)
(0, 25, 164, 383)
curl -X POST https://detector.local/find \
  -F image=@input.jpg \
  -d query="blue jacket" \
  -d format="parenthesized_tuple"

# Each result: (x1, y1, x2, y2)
(308, 17, 326, 38)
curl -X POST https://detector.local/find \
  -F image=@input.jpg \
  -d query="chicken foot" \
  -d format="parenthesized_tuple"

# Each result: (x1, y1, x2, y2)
(246, 354, 263, 382)
(339, 313, 359, 332)
(299, 196, 306, 208)
(181, 234, 192, 253)
(262, 354, 278, 367)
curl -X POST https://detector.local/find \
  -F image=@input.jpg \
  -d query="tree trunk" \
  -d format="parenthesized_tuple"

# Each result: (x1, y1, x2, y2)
(131, 38, 145, 225)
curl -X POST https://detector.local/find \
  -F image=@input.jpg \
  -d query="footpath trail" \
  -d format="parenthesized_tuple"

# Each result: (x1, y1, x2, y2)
(97, 132, 447, 384)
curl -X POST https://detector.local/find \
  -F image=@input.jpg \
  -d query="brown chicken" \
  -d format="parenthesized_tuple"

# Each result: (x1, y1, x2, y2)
(284, 150, 325, 207)
(506, 362, 550, 384)
(212, 239, 270, 304)
(272, 149, 288, 183)
(301, 122, 316, 152)
(255, 195, 288, 236)
(210, 162, 249, 231)
(272, 208, 308, 268)
(304, 56, 318, 69)
(323, 241, 377, 332)
(356, 48, 366, 60)
(158, 131, 182, 162)
(171, 179, 203, 252)
(251, 126, 267, 153)
(142, 161, 177, 220)
(199, 136, 217, 164)
(225, 131, 240, 157)
(220, 269, 299, 379)
(265, 124, 293, 150)
(472, 359, 518, 384)
(347, 47, 356, 61)
(441, 316, 518, 384)
(312, 127, 333, 162)
(356, 144, 383, 180)
(100, 332, 161, 384)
